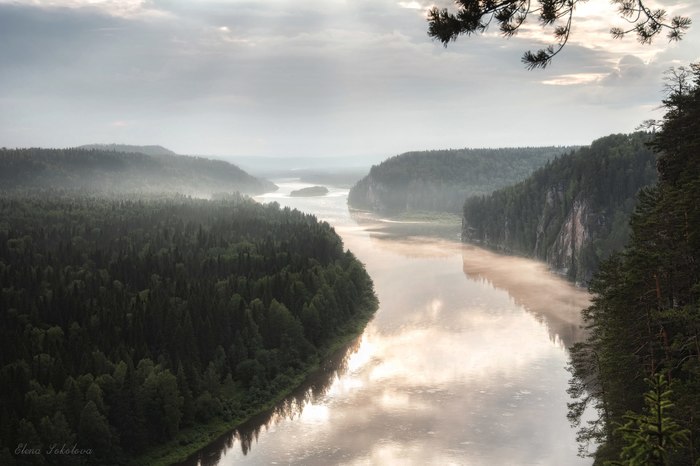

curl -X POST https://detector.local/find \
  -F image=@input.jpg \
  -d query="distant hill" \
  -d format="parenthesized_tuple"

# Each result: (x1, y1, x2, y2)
(348, 146, 572, 214)
(0, 147, 277, 195)
(77, 143, 178, 157)
(462, 133, 657, 284)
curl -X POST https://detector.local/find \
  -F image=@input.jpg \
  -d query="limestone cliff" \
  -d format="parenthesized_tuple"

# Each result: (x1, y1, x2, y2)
(462, 133, 658, 284)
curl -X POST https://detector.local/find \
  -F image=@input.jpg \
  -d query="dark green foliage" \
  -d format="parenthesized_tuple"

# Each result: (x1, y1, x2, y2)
(348, 146, 568, 214)
(76, 144, 177, 157)
(568, 65, 700, 465)
(0, 147, 276, 195)
(427, 0, 690, 69)
(463, 133, 658, 283)
(0, 194, 377, 464)
(607, 375, 689, 466)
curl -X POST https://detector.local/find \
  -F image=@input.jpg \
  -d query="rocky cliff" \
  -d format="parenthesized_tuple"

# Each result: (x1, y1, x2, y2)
(462, 133, 657, 284)
(464, 190, 600, 282)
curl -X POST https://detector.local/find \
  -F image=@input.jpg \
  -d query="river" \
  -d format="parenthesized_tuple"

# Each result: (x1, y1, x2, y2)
(180, 180, 592, 465)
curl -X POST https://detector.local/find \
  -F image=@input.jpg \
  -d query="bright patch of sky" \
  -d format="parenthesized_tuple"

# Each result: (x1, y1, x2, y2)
(0, 0, 698, 158)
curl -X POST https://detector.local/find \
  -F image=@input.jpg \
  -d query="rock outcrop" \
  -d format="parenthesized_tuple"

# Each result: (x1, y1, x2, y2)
(462, 133, 658, 284)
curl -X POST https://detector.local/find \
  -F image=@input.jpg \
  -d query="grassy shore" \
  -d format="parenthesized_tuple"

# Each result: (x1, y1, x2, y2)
(387, 210, 462, 224)
(130, 302, 377, 466)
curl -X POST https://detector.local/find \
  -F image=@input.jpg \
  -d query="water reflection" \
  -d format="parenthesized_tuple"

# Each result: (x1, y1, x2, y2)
(177, 335, 364, 466)
(348, 208, 588, 347)
(178, 181, 591, 466)
(460, 245, 590, 347)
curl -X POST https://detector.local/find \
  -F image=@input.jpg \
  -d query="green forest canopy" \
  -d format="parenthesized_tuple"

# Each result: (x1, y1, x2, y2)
(0, 194, 377, 465)
(348, 146, 571, 214)
(567, 64, 700, 465)
(0, 147, 276, 196)
(462, 132, 658, 283)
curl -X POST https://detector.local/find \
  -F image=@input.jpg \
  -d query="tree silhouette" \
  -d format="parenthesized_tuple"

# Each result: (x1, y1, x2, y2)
(427, 0, 691, 69)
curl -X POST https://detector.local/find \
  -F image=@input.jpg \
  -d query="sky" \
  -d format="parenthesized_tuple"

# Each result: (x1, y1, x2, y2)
(0, 0, 699, 159)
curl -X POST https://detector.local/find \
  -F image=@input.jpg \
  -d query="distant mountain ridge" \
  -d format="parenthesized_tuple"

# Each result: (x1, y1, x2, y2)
(462, 133, 657, 283)
(0, 146, 277, 195)
(347, 146, 573, 214)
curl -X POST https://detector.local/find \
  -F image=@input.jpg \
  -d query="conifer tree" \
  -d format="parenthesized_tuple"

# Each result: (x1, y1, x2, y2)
(428, 0, 691, 69)
(608, 374, 688, 466)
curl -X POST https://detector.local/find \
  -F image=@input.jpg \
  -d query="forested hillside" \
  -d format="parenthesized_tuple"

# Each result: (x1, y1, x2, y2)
(0, 147, 276, 195)
(0, 195, 377, 465)
(462, 133, 657, 283)
(567, 66, 700, 465)
(77, 144, 177, 157)
(347, 146, 568, 214)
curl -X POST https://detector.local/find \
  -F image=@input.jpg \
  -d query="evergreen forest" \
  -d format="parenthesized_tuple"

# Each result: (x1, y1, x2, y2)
(462, 132, 658, 283)
(0, 147, 276, 196)
(0, 194, 377, 465)
(348, 146, 570, 214)
(567, 65, 700, 465)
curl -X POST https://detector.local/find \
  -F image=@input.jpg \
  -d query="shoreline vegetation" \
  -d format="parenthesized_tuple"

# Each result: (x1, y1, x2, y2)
(0, 193, 378, 466)
(134, 302, 376, 466)
(348, 208, 462, 242)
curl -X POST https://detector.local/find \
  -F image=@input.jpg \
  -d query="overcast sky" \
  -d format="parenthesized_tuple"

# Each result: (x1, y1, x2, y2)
(1, 0, 698, 158)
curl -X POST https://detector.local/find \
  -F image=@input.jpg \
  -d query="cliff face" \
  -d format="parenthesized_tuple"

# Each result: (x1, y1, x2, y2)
(546, 197, 591, 278)
(462, 133, 658, 284)
(463, 190, 600, 283)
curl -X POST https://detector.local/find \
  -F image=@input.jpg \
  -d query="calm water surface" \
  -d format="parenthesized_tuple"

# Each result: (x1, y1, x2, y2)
(181, 181, 592, 466)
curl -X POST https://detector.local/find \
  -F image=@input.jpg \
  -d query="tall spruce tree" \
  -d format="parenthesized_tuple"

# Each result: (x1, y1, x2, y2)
(568, 63, 700, 464)
(607, 374, 689, 466)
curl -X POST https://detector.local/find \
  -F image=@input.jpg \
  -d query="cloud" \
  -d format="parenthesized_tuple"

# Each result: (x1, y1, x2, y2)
(603, 55, 649, 83)
(397, 1, 423, 9)
(3, 0, 170, 19)
(0, 0, 698, 156)
(541, 73, 607, 86)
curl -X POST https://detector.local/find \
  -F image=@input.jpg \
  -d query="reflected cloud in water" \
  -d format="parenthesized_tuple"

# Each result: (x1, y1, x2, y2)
(179, 181, 591, 465)
(460, 245, 590, 347)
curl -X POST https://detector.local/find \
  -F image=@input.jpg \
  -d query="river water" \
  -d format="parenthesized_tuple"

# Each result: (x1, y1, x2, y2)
(181, 181, 592, 466)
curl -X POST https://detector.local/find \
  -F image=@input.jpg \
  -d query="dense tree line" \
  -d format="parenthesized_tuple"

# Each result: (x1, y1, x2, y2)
(76, 145, 177, 157)
(0, 147, 276, 196)
(567, 64, 700, 465)
(0, 194, 377, 465)
(462, 133, 658, 283)
(347, 146, 569, 214)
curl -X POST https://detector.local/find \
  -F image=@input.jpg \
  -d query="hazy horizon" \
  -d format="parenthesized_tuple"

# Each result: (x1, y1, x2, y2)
(1, 0, 699, 159)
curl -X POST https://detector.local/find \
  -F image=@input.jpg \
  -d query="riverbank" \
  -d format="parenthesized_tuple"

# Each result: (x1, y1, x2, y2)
(166, 183, 588, 465)
(348, 208, 462, 242)
(130, 301, 378, 466)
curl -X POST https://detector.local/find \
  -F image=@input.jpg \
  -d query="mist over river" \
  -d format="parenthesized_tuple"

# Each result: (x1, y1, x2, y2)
(179, 181, 592, 466)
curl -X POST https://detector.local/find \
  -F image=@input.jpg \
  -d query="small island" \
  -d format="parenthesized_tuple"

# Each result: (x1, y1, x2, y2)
(290, 185, 329, 197)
